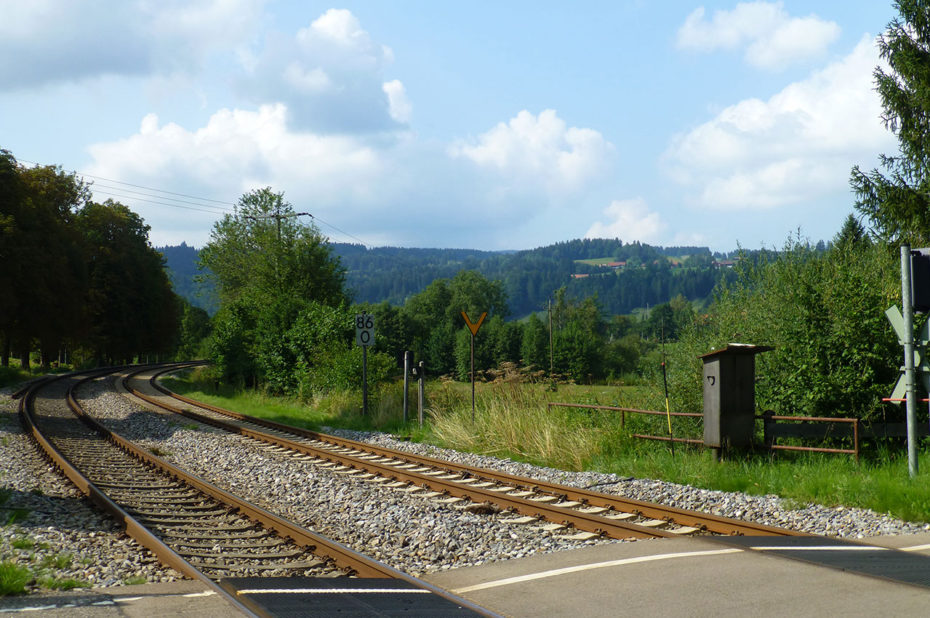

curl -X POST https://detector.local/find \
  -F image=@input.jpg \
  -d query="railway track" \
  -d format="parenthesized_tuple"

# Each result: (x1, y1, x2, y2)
(122, 363, 804, 542)
(19, 367, 492, 617)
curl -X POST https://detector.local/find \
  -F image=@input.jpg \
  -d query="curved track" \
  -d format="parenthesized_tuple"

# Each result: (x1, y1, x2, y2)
(125, 364, 804, 541)
(19, 366, 491, 617)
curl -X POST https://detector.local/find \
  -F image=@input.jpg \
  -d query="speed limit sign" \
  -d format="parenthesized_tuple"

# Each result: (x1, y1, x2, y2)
(355, 313, 375, 347)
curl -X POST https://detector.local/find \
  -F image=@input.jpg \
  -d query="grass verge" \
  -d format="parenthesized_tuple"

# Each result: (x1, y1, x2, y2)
(0, 562, 31, 596)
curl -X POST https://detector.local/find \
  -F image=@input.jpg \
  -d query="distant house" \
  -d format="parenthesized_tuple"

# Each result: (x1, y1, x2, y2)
(713, 260, 736, 268)
(571, 273, 590, 279)
(596, 261, 625, 269)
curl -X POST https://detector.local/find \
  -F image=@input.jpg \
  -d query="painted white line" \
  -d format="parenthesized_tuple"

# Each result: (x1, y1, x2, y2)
(749, 546, 890, 552)
(113, 596, 144, 602)
(0, 605, 59, 613)
(901, 543, 930, 552)
(236, 588, 433, 595)
(183, 591, 218, 598)
(451, 548, 744, 594)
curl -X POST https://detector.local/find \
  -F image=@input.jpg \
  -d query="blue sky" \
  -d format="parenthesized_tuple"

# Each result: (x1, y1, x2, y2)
(0, 1, 900, 252)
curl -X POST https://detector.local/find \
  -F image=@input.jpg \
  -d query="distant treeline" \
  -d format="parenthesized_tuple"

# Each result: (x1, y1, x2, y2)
(331, 238, 742, 316)
(162, 238, 762, 319)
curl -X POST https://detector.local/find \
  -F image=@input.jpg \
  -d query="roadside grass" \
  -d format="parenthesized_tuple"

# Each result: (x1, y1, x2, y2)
(0, 562, 31, 596)
(37, 577, 90, 591)
(162, 372, 930, 524)
(1, 542, 90, 596)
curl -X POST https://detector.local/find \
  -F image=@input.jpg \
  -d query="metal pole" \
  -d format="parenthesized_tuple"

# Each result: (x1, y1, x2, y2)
(901, 245, 918, 477)
(403, 351, 411, 424)
(470, 333, 476, 423)
(548, 298, 554, 377)
(417, 361, 425, 428)
(362, 346, 368, 416)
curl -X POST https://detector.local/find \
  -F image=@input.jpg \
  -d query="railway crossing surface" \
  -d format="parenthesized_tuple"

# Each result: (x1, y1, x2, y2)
(5, 533, 930, 616)
(423, 532, 930, 618)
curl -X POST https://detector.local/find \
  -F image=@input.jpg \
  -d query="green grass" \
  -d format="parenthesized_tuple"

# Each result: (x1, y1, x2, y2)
(163, 372, 930, 524)
(41, 553, 72, 570)
(10, 538, 34, 551)
(162, 374, 413, 435)
(0, 561, 32, 596)
(38, 576, 89, 591)
(123, 575, 147, 585)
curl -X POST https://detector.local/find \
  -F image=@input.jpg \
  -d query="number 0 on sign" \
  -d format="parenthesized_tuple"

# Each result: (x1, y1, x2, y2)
(355, 313, 375, 347)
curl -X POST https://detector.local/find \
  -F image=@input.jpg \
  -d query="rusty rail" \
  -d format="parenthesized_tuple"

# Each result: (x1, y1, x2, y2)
(141, 367, 801, 537)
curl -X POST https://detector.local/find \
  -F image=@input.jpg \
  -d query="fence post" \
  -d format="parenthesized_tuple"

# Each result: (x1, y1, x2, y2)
(417, 361, 425, 428)
(403, 351, 411, 424)
(854, 418, 860, 464)
(762, 410, 774, 450)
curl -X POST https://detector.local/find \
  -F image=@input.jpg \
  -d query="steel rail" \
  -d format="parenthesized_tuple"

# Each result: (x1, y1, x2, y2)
(17, 369, 262, 618)
(73, 365, 498, 616)
(138, 365, 802, 538)
(127, 371, 671, 540)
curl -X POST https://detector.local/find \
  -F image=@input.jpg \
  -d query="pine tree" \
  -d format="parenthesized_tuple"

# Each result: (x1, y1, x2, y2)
(851, 0, 930, 244)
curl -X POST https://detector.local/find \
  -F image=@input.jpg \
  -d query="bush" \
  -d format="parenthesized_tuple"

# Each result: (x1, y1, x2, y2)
(667, 238, 901, 420)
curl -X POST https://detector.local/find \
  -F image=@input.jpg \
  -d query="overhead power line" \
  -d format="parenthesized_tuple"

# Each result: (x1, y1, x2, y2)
(17, 158, 376, 248)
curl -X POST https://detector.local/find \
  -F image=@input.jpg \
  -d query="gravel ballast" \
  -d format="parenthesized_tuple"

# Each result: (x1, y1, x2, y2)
(2, 376, 928, 594)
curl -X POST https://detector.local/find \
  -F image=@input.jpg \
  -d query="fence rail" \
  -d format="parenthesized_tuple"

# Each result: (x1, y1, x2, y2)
(547, 402, 702, 444)
(760, 412, 860, 462)
(548, 402, 926, 460)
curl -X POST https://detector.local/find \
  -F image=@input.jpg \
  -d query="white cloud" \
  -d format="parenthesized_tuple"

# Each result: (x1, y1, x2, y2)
(585, 198, 666, 243)
(0, 0, 263, 90)
(677, 1, 840, 70)
(84, 102, 617, 249)
(239, 8, 400, 133)
(450, 109, 613, 195)
(382, 80, 412, 124)
(87, 104, 382, 206)
(665, 35, 894, 210)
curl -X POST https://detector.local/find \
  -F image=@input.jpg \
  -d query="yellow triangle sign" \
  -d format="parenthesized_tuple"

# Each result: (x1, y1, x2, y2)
(461, 311, 487, 336)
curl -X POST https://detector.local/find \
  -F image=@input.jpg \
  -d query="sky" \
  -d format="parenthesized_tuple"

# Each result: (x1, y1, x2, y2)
(0, 1, 902, 252)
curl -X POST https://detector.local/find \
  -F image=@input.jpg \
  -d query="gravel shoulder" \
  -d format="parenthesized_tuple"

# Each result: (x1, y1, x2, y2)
(2, 376, 928, 600)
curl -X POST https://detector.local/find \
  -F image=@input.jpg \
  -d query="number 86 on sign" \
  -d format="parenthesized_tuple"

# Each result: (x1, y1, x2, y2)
(355, 313, 375, 347)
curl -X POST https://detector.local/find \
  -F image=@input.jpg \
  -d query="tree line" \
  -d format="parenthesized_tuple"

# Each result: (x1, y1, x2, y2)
(0, 149, 199, 369)
(330, 238, 737, 316)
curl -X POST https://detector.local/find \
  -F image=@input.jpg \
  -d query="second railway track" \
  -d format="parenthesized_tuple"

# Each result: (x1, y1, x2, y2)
(121, 363, 803, 541)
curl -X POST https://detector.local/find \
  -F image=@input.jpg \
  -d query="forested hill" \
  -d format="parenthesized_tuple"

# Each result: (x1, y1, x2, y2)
(330, 238, 736, 316)
(157, 243, 219, 314)
(159, 238, 735, 317)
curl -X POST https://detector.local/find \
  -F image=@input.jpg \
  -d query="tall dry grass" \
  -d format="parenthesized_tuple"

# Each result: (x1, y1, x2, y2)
(427, 381, 603, 470)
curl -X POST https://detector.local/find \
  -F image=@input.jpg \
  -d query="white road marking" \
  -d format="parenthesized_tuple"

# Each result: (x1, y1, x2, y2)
(900, 543, 930, 552)
(236, 588, 432, 595)
(183, 591, 218, 597)
(451, 548, 744, 594)
(749, 546, 890, 551)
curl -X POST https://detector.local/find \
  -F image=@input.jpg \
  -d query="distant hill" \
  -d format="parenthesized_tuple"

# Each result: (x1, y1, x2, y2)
(331, 238, 735, 316)
(156, 243, 219, 314)
(159, 238, 738, 318)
